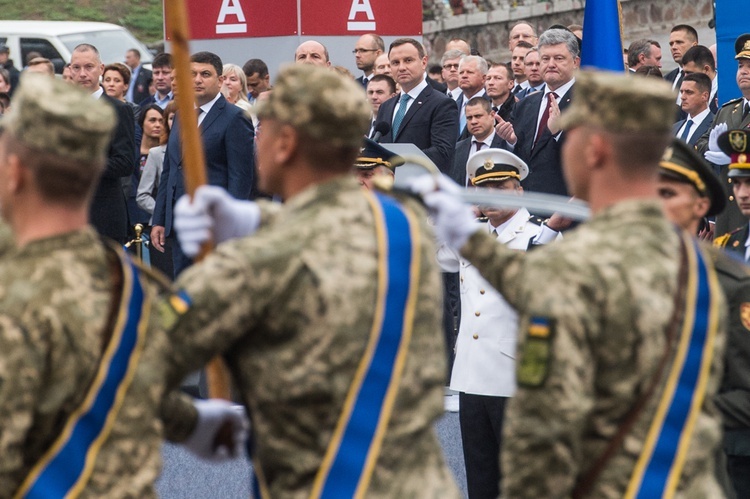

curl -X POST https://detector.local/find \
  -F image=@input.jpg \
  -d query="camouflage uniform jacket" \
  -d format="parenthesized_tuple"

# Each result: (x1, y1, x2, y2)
(460, 199, 727, 498)
(0, 227, 197, 498)
(169, 176, 461, 498)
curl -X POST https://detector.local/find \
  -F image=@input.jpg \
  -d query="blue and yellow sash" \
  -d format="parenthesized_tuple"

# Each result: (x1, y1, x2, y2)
(15, 249, 151, 499)
(305, 191, 421, 499)
(625, 235, 721, 499)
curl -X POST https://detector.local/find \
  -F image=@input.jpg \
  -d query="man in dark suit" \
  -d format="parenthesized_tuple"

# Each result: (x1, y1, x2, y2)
(495, 28, 579, 196)
(672, 73, 713, 146)
(138, 53, 173, 110)
(456, 56, 490, 140)
(70, 43, 135, 244)
(450, 97, 507, 186)
(681, 45, 719, 114)
(125, 48, 152, 105)
(376, 38, 458, 174)
(664, 25, 699, 93)
(151, 51, 255, 276)
(353, 34, 384, 88)
(485, 62, 516, 123)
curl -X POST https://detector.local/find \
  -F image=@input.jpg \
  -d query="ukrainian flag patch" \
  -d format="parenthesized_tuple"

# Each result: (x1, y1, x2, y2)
(169, 289, 192, 315)
(517, 316, 554, 388)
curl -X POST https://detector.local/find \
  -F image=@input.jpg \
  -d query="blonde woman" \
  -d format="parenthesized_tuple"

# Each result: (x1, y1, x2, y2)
(221, 63, 253, 115)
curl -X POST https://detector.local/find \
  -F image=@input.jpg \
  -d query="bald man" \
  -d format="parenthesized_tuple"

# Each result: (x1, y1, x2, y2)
(295, 40, 331, 67)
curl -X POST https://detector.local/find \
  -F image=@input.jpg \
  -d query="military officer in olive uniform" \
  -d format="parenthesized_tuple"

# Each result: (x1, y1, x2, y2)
(696, 34, 750, 236)
(168, 65, 462, 497)
(437, 148, 560, 498)
(715, 129, 750, 263)
(0, 74, 245, 498)
(412, 71, 728, 498)
(660, 137, 750, 499)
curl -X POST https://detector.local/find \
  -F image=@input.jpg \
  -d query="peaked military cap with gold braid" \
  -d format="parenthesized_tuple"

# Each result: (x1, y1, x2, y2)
(467, 148, 528, 186)
(718, 129, 750, 178)
(735, 34, 750, 60)
(659, 138, 726, 216)
(354, 138, 404, 171)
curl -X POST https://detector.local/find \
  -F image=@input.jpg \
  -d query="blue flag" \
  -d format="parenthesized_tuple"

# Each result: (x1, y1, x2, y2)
(580, 0, 625, 71)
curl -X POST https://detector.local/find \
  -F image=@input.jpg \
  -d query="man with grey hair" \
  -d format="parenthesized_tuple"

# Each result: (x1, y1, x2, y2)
(442, 49, 465, 101)
(495, 28, 579, 196)
(170, 64, 462, 497)
(70, 43, 136, 243)
(457, 55, 490, 139)
(627, 39, 663, 71)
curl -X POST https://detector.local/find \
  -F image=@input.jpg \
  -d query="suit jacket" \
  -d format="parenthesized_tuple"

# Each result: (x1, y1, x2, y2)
(356, 75, 369, 88)
(427, 75, 447, 94)
(696, 98, 750, 235)
(152, 94, 256, 236)
(456, 91, 492, 141)
(376, 83, 458, 174)
(510, 85, 574, 196)
(449, 134, 507, 186)
(672, 112, 714, 146)
(130, 65, 152, 105)
(90, 94, 136, 243)
(664, 67, 682, 86)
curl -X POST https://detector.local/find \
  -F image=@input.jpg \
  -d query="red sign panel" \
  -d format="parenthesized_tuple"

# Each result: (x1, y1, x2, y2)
(300, 0, 422, 36)
(165, 0, 298, 40)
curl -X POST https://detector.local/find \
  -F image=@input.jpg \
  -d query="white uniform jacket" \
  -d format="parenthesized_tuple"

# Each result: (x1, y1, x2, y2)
(438, 208, 560, 397)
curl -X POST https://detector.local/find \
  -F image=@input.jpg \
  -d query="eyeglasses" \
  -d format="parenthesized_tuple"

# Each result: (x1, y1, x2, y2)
(69, 64, 98, 74)
(352, 49, 378, 54)
(442, 63, 460, 70)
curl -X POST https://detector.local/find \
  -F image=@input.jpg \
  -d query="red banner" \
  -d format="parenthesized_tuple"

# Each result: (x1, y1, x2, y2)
(300, 0, 422, 36)
(165, 0, 298, 40)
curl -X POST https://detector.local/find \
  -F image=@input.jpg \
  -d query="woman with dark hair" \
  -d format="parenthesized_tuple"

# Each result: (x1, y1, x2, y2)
(136, 101, 176, 277)
(103, 62, 141, 122)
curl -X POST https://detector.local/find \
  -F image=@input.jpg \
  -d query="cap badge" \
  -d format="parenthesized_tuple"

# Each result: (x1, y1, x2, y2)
(482, 159, 494, 171)
(730, 130, 747, 152)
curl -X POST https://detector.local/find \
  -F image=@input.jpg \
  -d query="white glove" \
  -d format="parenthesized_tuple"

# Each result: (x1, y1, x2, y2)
(174, 185, 261, 257)
(183, 398, 249, 461)
(707, 122, 728, 152)
(405, 174, 477, 250)
(704, 150, 731, 166)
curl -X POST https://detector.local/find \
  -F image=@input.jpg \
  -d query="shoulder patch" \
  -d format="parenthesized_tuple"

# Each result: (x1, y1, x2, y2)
(157, 289, 192, 331)
(517, 316, 555, 387)
(741, 303, 750, 331)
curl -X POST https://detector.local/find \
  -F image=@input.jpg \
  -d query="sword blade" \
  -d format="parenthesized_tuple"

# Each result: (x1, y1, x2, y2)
(456, 190, 591, 221)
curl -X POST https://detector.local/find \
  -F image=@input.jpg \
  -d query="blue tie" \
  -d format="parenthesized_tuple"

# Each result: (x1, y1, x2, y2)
(392, 93, 411, 138)
(459, 100, 467, 137)
(679, 119, 693, 141)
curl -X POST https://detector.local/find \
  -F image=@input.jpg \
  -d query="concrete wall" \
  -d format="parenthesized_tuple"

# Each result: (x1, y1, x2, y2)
(422, 0, 715, 71)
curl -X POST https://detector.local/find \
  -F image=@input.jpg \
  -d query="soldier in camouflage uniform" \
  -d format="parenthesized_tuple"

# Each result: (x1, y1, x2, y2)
(168, 64, 461, 497)
(412, 71, 728, 498)
(0, 74, 245, 498)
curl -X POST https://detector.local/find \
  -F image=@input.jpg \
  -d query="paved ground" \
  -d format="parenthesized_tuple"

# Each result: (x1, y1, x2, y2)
(157, 411, 467, 498)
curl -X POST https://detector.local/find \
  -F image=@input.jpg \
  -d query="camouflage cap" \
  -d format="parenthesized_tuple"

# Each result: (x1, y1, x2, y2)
(557, 70, 676, 134)
(0, 73, 115, 164)
(256, 64, 371, 148)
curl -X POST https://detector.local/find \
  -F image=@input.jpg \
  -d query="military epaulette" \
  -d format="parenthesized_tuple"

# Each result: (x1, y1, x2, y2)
(528, 216, 546, 226)
(714, 227, 743, 249)
(721, 97, 743, 109)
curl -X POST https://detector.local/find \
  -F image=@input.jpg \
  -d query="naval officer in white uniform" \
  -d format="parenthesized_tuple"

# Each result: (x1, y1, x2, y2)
(437, 148, 560, 499)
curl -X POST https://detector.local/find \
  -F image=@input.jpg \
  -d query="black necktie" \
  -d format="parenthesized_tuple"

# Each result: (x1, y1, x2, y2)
(743, 103, 750, 121)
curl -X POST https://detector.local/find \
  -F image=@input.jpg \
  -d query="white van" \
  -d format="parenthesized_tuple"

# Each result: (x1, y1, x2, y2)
(0, 21, 154, 74)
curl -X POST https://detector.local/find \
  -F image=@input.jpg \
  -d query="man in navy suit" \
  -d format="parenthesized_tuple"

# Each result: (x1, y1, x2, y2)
(673, 73, 714, 146)
(681, 45, 719, 114)
(125, 48, 152, 105)
(376, 38, 458, 174)
(495, 28, 579, 196)
(451, 97, 508, 186)
(353, 34, 384, 88)
(151, 51, 255, 276)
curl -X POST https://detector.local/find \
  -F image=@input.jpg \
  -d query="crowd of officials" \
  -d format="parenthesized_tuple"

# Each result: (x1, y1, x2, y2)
(1, 14, 750, 499)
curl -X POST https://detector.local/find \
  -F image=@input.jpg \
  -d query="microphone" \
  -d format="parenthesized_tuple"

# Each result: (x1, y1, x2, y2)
(371, 121, 391, 143)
